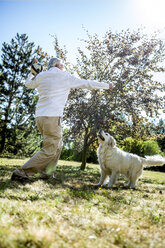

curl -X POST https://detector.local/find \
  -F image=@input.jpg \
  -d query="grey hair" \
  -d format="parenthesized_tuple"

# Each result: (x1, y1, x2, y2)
(48, 57, 61, 70)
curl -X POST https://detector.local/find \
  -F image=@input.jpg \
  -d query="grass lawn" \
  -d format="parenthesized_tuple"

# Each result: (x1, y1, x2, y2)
(0, 158, 165, 248)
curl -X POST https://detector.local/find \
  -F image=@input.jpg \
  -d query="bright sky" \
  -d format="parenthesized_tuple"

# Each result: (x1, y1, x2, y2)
(1, 0, 165, 63)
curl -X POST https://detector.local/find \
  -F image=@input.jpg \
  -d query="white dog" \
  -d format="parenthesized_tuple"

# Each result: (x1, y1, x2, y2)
(97, 130, 165, 189)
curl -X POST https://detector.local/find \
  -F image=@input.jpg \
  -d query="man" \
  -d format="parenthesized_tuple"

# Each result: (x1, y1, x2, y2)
(11, 58, 113, 182)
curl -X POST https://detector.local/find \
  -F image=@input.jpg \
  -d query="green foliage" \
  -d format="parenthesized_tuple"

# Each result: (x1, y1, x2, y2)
(143, 140, 164, 156)
(121, 137, 144, 156)
(60, 147, 74, 161)
(1, 30, 165, 168)
(121, 137, 164, 157)
(0, 33, 45, 156)
(157, 136, 165, 153)
(53, 28, 165, 169)
(61, 136, 164, 164)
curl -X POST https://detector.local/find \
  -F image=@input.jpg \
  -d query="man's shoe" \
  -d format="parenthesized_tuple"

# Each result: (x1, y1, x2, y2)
(11, 172, 34, 182)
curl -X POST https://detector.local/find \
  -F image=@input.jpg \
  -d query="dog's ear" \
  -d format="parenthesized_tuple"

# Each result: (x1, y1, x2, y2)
(108, 137, 116, 148)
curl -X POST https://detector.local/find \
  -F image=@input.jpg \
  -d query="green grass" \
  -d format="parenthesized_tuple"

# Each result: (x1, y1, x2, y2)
(0, 158, 165, 248)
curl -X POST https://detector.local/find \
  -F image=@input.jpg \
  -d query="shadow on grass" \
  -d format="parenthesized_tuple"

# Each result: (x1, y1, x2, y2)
(0, 165, 18, 172)
(0, 164, 100, 191)
(0, 165, 164, 199)
(141, 178, 165, 185)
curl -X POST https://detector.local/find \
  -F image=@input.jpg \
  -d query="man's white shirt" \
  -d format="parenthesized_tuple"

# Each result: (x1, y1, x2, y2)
(25, 67, 109, 117)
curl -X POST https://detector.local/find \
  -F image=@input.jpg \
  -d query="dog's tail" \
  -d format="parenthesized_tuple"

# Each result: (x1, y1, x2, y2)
(142, 155, 165, 168)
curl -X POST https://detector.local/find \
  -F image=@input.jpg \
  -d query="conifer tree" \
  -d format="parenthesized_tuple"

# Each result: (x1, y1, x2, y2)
(0, 33, 45, 155)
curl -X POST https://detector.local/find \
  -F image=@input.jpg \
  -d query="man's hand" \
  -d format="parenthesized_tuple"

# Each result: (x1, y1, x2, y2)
(109, 83, 113, 90)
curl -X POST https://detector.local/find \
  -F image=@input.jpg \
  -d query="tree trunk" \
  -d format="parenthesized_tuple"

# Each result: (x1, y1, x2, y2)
(0, 123, 7, 153)
(0, 95, 13, 154)
(80, 138, 88, 170)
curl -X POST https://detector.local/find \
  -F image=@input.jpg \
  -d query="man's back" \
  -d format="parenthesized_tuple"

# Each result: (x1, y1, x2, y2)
(34, 67, 71, 117)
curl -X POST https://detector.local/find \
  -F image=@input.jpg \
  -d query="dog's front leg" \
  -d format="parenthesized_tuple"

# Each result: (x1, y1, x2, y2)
(95, 169, 107, 187)
(107, 171, 118, 188)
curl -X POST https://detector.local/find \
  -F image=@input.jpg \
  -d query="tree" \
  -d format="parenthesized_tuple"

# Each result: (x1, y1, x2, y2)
(0, 33, 46, 155)
(53, 29, 165, 169)
(149, 118, 165, 153)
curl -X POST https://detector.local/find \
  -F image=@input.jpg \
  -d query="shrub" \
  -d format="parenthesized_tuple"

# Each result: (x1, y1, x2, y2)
(143, 140, 164, 156)
(121, 137, 144, 156)
(121, 138, 164, 157)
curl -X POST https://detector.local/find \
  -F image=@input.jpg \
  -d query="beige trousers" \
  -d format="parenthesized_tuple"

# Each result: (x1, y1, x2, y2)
(14, 116, 63, 177)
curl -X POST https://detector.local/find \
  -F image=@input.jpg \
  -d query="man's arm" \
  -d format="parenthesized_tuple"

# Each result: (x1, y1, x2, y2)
(25, 73, 37, 89)
(67, 73, 112, 90)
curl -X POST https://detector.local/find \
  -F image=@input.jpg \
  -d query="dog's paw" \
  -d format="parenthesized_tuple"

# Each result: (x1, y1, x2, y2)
(129, 186, 136, 190)
(124, 183, 130, 188)
(93, 183, 102, 188)
(102, 183, 108, 188)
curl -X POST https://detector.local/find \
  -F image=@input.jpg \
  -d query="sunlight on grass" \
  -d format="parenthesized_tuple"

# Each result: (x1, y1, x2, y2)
(0, 158, 165, 248)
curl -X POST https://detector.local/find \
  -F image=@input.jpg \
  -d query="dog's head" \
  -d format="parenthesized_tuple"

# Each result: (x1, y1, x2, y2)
(98, 129, 116, 148)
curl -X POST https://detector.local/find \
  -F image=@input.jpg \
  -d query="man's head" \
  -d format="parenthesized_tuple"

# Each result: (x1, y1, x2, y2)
(48, 57, 64, 70)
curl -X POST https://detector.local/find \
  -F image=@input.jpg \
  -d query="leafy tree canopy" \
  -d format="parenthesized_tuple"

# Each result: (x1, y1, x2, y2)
(53, 28, 165, 169)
